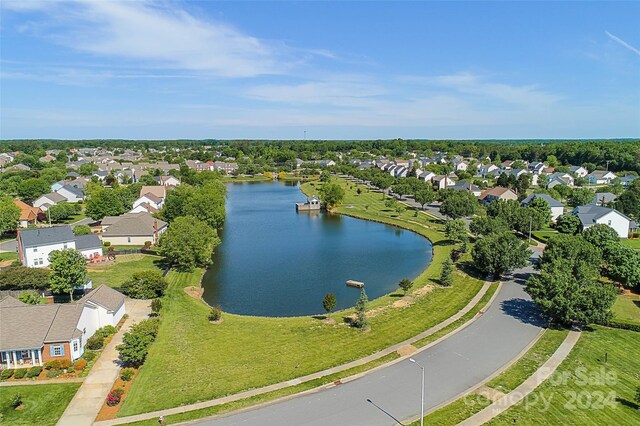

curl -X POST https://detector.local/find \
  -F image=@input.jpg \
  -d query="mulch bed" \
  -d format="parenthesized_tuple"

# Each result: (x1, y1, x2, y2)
(95, 368, 139, 421)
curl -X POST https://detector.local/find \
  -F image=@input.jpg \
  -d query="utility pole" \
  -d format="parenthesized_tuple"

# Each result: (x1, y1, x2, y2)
(529, 214, 532, 243)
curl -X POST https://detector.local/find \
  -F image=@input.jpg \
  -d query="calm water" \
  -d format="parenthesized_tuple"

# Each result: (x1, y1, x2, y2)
(201, 182, 433, 317)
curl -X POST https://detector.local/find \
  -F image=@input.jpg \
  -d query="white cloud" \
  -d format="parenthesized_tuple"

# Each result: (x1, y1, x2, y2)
(605, 31, 640, 57)
(2, 0, 320, 77)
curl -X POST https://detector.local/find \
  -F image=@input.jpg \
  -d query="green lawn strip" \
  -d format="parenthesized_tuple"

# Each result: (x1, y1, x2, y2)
(485, 328, 569, 393)
(0, 251, 18, 261)
(407, 394, 493, 426)
(119, 353, 400, 426)
(0, 383, 81, 426)
(87, 254, 164, 289)
(487, 326, 640, 425)
(120, 178, 485, 415)
(612, 293, 640, 325)
(621, 239, 640, 250)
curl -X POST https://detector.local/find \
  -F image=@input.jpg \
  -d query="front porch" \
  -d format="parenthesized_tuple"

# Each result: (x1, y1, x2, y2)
(0, 349, 43, 369)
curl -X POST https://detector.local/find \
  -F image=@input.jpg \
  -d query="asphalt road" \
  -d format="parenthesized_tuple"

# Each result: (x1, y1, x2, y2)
(196, 254, 545, 426)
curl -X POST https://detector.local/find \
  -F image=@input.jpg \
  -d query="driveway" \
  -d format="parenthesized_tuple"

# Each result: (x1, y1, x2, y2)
(196, 254, 545, 426)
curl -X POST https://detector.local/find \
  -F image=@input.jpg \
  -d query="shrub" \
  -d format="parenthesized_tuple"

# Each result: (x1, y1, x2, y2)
(46, 369, 62, 378)
(103, 241, 111, 247)
(208, 305, 222, 321)
(74, 359, 87, 371)
(150, 298, 162, 316)
(82, 350, 97, 362)
(10, 393, 22, 408)
(86, 334, 105, 350)
(0, 266, 50, 291)
(121, 270, 168, 299)
(44, 361, 55, 370)
(1, 369, 14, 380)
(95, 325, 118, 338)
(106, 388, 124, 406)
(59, 359, 71, 370)
(26, 366, 42, 378)
(13, 369, 28, 379)
(120, 368, 135, 381)
(116, 318, 160, 367)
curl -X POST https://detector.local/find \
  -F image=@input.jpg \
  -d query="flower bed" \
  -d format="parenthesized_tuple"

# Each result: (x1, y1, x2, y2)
(95, 368, 139, 421)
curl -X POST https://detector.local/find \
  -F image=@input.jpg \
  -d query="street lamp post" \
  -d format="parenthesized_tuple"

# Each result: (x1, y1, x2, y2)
(409, 358, 425, 426)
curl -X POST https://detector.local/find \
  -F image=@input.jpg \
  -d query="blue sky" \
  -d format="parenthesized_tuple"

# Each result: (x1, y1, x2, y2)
(1, 1, 639, 140)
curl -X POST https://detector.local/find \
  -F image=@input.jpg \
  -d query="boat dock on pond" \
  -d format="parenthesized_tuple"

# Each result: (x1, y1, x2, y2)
(346, 280, 365, 288)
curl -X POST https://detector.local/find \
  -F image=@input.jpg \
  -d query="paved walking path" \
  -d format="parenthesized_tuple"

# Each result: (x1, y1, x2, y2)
(56, 299, 150, 426)
(94, 280, 495, 426)
(458, 329, 581, 426)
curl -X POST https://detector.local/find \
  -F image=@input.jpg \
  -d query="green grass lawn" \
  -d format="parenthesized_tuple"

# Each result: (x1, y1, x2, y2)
(488, 326, 640, 425)
(87, 254, 164, 290)
(0, 383, 80, 426)
(486, 327, 570, 393)
(612, 293, 640, 325)
(621, 239, 640, 250)
(0, 251, 18, 261)
(409, 395, 493, 426)
(119, 178, 488, 416)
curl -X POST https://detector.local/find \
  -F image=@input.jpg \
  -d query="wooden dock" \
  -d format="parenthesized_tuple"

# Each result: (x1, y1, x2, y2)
(346, 280, 365, 288)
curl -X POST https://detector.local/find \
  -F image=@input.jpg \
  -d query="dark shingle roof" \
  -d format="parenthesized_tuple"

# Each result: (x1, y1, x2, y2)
(74, 234, 102, 251)
(521, 193, 564, 208)
(103, 212, 167, 237)
(19, 226, 75, 248)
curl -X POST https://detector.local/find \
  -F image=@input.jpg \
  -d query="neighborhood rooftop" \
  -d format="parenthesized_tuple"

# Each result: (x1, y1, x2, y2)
(19, 226, 75, 247)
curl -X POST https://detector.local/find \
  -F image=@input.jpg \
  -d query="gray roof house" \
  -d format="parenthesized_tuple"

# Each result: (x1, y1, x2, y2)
(0, 285, 126, 369)
(521, 193, 565, 220)
(17, 226, 104, 268)
(571, 205, 633, 238)
(102, 212, 168, 245)
(591, 192, 617, 206)
(33, 192, 66, 210)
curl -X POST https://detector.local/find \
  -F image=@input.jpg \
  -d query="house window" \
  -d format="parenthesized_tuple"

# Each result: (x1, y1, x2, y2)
(608, 220, 612, 226)
(52, 346, 63, 356)
(127, 237, 131, 243)
(63, 243, 68, 249)
(33, 248, 38, 253)
(73, 341, 79, 352)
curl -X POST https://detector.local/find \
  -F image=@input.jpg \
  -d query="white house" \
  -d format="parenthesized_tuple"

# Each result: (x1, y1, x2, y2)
(587, 170, 617, 185)
(454, 161, 469, 172)
(432, 175, 455, 190)
(55, 184, 85, 203)
(17, 226, 103, 268)
(521, 193, 565, 221)
(418, 171, 436, 182)
(101, 212, 168, 245)
(154, 175, 181, 187)
(131, 193, 164, 213)
(572, 205, 632, 238)
(33, 192, 67, 211)
(547, 172, 574, 189)
(0, 285, 125, 368)
(569, 166, 588, 178)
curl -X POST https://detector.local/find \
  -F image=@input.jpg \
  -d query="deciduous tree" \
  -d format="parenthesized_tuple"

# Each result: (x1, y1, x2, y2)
(471, 232, 530, 277)
(158, 216, 220, 271)
(49, 249, 87, 300)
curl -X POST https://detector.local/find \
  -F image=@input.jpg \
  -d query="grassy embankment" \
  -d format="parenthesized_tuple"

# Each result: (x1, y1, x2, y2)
(0, 383, 81, 426)
(612, 292, 640, 325)
(87, 254, 164, 290)
(488, 326, 640, 425)
(119, 177, 490, 416)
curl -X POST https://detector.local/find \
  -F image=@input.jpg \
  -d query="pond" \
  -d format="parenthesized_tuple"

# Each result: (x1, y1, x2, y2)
(201, 181, 433, 317)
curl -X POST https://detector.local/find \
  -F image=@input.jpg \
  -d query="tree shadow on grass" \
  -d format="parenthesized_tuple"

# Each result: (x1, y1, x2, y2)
(500, 298, 546, 327)
(457, 260, 486, 281)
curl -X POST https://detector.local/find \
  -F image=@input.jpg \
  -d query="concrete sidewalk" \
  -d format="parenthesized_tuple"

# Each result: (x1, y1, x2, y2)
(56, 299, 150, 426)
(458, 329, 581, 426)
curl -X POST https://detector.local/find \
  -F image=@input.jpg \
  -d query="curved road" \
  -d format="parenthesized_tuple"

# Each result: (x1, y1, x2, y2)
(196, 254, 545, 426)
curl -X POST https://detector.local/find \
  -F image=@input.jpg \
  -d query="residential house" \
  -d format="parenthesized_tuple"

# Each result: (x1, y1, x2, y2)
(101, 212, 168, 245)
(15, 200, 43, 228)
(17, 226, 103, 268)
(477, 164, 499, 177)
(571, 205, 633, 238)
(39, 155, 55, 163)
(56, 185, 85, 203)
(547, 172, 574, 189)
(569, 166, 588, 178)
(50, 180, 65, 192)
(521, 194, 565, 221)
(587, 170, 617, 185)
(501, 160, 514, 170)
(432, 175, 455, 190)
(130, 193, 163, 214)
(4, 164, 31, 172)
(620, 175, 637, 188)
(33, 192, 67, 211)
(139, 185, 166, 201)
(528, 162, 547, 175)
(0, 285, 126, 368)
(454, 161, 469, 172)
(418, 171, 436, 182)
(479, 187, 518, 204)
(91, 170, 109, 181)
(591, 192, 617, 207)
(153, 175, 180, 187)
(451, 181, 482, 197)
